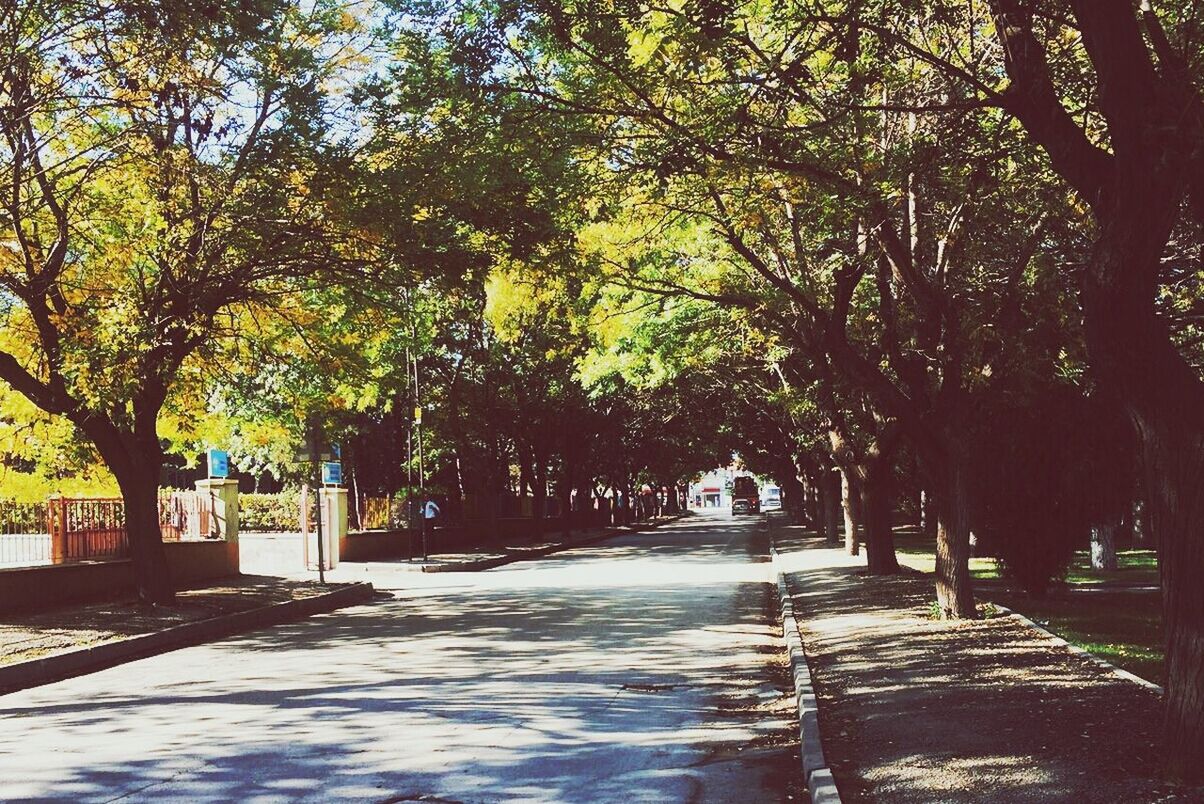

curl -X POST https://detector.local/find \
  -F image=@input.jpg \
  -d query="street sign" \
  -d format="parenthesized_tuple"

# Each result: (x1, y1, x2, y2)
(321, 461, 342, 485)
(207, 449, 229, 479)
(414, 406, 422, 423)
(294, 450, 334, 463)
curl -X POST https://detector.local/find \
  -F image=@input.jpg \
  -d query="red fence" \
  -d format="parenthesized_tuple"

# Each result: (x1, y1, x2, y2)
(48, 497, 128, 562)
(0, 491, 223, 569)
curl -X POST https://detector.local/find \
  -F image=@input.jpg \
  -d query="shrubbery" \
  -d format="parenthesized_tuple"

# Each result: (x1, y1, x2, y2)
(239, 490, 302, 532)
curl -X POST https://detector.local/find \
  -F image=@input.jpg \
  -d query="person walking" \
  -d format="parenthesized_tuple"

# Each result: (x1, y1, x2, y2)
(423, 498, 440, 523)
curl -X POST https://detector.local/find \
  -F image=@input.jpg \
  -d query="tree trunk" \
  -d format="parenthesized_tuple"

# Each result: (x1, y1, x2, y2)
(1132, 498, 1148, 547)
(1090, 523, 1119, 571)
(806, 471, 821, 524)
(518, 445, 533, 500)
(840, 469, 860, 556)
(114, 461, 174, 605)
(665, 482, 680, 514)
(822, 469, 841, 545)
(861, 458, 899, 575)
(932, 459, 977, 619)
(780, 472, 806, 524)
(82, 412, 174, 606)
(560, 480, 573, 539)
(532, 461, 548, 523)
(921, 488, 937, 540)
(812, 477, 827, 537)
(1143, 430, 1204, 782)
(1074, 192, 1204, 779)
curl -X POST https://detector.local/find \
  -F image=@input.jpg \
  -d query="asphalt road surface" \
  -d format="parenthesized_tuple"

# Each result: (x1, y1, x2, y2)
(0, 512, 800, 803)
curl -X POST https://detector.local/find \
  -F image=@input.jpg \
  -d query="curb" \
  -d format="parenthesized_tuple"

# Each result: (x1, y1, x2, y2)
(992, 603, 1165, 695)
(0, 582, 375, 696)
(421, 514, 687, 573)
(770, 536, 843, 804)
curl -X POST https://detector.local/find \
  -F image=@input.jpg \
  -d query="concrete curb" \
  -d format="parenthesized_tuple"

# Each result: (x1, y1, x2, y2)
(0, 582, 375, 696)
(770, 537, 843, 804)
(421, 514, 687, 573)
(991, 603, 1165, 695)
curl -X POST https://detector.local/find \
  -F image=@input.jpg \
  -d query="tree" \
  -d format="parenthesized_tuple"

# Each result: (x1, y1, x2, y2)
(0, 1, 366, 602)
(794, 0, 1204, 779)
(985, 4, 1204, 776)
(422, 0, 1083, 616)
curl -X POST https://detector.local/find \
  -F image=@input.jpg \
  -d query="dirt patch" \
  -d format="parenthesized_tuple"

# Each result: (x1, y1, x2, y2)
(780, 535, 1204, 803)
(0, 575, 338, 666)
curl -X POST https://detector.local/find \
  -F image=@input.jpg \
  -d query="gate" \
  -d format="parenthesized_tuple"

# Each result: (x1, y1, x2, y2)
(47, 497, 128, 562)
(158, 491, 221, 541)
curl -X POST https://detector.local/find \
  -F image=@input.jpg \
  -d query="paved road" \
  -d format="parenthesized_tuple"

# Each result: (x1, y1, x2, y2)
(0, 512, 800, 803)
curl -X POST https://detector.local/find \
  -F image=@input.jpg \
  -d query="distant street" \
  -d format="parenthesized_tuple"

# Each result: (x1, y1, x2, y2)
(0, 513, 801, 803)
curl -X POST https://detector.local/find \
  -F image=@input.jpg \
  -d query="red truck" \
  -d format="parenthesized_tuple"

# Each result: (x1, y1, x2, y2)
(731, 476, 760, 515)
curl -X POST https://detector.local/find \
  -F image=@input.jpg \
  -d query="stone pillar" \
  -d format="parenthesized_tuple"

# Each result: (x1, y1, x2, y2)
(194, 478, 240, 543)
(318, 487, 347, 568)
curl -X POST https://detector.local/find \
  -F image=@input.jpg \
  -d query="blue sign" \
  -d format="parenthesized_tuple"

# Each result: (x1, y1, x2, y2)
(321, 462, 342, 485)
(207, 449, 229, 479)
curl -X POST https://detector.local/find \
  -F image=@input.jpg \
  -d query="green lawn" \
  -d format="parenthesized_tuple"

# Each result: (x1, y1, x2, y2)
(890, 528, 1164, 685)
(1064, 549, 1158, 586)
(891, 528, 999, 580)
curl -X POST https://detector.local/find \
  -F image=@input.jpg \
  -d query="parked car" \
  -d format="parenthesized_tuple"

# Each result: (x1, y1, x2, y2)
(762, 497, 782, 511)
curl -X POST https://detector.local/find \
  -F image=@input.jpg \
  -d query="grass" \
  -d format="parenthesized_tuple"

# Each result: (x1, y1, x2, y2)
(891, 528, 999, 580)
(890, 527, 1164, 685)
(1064, 549, 1158, 585)
(987, 590, 1164, 685)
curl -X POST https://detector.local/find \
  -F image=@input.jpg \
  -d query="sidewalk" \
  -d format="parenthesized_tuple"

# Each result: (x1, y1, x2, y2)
(0, 576, 373, 692)
(773, 525, 1198, 803)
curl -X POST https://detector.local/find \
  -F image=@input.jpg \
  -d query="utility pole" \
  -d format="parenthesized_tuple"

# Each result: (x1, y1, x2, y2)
(414, 352, 427, 561)
(405, 348, 414, 562)
(308, 417, 326, 585)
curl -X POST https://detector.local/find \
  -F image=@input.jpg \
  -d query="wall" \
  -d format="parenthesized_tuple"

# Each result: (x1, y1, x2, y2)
(238, 514, 613, 575)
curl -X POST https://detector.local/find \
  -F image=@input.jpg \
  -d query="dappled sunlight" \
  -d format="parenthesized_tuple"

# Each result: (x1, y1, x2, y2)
(784, 538, 1173, 803)
(0, 519, 800, 802)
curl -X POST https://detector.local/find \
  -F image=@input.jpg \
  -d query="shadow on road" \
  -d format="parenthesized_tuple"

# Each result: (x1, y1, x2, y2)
(0, 515, 804, 803)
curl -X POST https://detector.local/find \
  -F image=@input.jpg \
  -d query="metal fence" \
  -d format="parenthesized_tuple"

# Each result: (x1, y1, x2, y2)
(0, 491, 222, 569)
(47, 497, 128, 562)
(356, 496, 393, 530)
(0, 501, 52, 568)
(159, 490, 220, 541)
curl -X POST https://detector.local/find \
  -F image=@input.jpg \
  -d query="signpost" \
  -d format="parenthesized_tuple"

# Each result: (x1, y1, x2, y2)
(207, 448, 229, 479)
(298, 422, 344, 582)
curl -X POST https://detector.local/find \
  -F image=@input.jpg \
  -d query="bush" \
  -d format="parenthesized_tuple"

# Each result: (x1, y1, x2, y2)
(239, 490, 302, 532)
